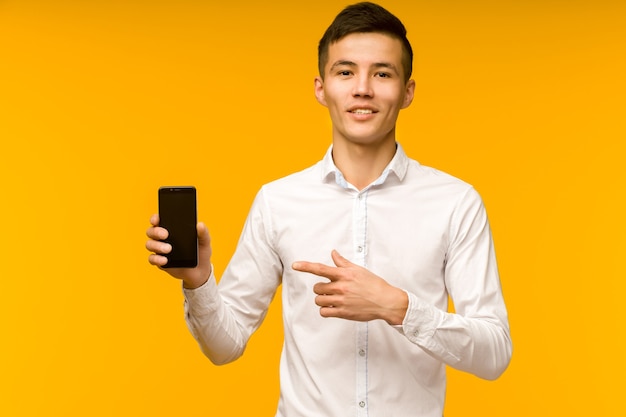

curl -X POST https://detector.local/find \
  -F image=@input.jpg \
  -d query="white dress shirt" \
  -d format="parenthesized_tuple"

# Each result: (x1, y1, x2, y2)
(183, 144, 512, 417)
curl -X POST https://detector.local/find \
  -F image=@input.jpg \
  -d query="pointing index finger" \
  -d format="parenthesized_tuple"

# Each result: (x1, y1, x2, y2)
(292, 261, 339, 281)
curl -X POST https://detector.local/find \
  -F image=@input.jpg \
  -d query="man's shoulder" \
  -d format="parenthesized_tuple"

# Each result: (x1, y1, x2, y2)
(407, 158, 473, 190)
(258, 160, 323, 196)
(402, 160, 484, 212)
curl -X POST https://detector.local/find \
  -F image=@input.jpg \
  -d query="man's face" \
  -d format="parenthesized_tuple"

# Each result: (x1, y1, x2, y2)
(315, 32, 415, 149)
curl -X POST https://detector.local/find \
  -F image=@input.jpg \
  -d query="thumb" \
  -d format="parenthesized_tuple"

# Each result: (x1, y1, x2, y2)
(331, 250, 352, 267)
(197, 221, 208, 237)
(197, 222, 212, 248)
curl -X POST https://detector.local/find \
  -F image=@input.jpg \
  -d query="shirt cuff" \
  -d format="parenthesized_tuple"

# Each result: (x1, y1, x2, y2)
(182, 268, 220, 317)
(401, 291, 444, 347)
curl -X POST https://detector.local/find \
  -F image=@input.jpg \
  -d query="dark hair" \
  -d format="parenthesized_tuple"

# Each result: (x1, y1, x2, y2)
(318, 2, 413, 82)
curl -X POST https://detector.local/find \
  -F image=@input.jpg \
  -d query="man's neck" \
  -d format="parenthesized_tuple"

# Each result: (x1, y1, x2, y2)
(331, 139, 397, 191)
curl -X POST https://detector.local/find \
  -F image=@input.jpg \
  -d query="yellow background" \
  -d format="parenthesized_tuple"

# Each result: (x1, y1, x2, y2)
(1, 0, 625, 415)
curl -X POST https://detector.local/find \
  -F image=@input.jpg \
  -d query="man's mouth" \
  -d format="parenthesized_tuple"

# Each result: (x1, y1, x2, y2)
(350, 109, 374, 114)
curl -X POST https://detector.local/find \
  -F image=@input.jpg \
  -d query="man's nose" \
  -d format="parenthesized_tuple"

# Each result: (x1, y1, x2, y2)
(352, 74, 373, 98)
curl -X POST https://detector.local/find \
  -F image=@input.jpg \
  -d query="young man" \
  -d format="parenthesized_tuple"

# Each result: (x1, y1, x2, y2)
(146, 2, 511, 416)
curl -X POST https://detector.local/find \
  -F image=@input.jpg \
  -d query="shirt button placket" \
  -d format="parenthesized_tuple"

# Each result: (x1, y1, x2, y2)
(354, 191, 369, 416)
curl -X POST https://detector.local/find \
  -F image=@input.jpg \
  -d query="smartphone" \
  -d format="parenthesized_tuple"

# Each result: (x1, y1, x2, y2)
(158, 186, 198, 268)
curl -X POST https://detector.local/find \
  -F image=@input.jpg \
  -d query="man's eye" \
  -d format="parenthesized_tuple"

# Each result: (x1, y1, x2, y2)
(376, 72, 391, 78)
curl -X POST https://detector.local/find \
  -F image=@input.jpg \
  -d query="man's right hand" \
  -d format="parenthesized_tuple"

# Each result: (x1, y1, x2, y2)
(145, 213, 213, 289)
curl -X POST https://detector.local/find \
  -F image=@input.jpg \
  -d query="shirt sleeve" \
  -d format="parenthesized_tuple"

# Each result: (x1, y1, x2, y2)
(400, 187, 512, 380)
(182, 188, 283, 365)
(183, 271, 245, 365)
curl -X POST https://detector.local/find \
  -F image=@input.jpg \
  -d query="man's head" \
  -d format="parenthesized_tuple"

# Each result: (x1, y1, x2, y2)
(318, 2, 413, 82)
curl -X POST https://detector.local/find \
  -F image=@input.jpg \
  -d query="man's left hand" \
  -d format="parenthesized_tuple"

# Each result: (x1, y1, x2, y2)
(292, 250, 408, 325)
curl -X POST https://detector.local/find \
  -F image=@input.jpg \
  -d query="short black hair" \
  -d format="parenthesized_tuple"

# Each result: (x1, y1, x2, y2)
(318, 2, 413, 82)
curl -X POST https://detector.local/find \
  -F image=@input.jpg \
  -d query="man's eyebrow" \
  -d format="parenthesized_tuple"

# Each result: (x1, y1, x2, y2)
(329, 60, 357, 71)
(372, 62, 400, 74)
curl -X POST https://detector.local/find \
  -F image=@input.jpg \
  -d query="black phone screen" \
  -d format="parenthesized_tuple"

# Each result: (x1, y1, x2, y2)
(158, 186, 198, 268)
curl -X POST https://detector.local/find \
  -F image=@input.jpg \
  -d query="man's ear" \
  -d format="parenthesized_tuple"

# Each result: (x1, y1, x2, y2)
(401, 79, 416, 109)
(314, 76, 327, 107)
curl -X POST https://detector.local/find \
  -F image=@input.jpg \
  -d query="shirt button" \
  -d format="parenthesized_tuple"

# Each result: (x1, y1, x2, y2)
(413, 330, 419, 337)
(359, 401, 366, 408)
(358, 349, 366, 357)
(357, 246, 363, 253)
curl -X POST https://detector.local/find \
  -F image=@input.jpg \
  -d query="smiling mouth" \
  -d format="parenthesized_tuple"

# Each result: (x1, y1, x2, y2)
(350, 109, 374, 114)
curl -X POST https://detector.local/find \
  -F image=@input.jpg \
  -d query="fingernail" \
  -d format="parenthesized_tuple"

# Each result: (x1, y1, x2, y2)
(292, 262, 301, 270)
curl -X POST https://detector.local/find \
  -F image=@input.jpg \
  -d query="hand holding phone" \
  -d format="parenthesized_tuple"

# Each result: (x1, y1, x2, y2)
(158, 186, 198, 268)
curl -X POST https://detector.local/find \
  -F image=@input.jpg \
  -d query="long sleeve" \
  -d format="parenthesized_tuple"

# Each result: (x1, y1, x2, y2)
(400, 187, 512, 380)
(183, 273, 247, 365)
(183, 188, 283, 365)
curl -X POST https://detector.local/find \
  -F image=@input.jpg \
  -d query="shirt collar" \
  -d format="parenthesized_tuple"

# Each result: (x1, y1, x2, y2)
(321, 142, 410, 187)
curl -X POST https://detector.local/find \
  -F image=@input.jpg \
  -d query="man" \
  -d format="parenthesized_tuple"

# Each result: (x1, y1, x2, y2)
(146, 2, 511, 416)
